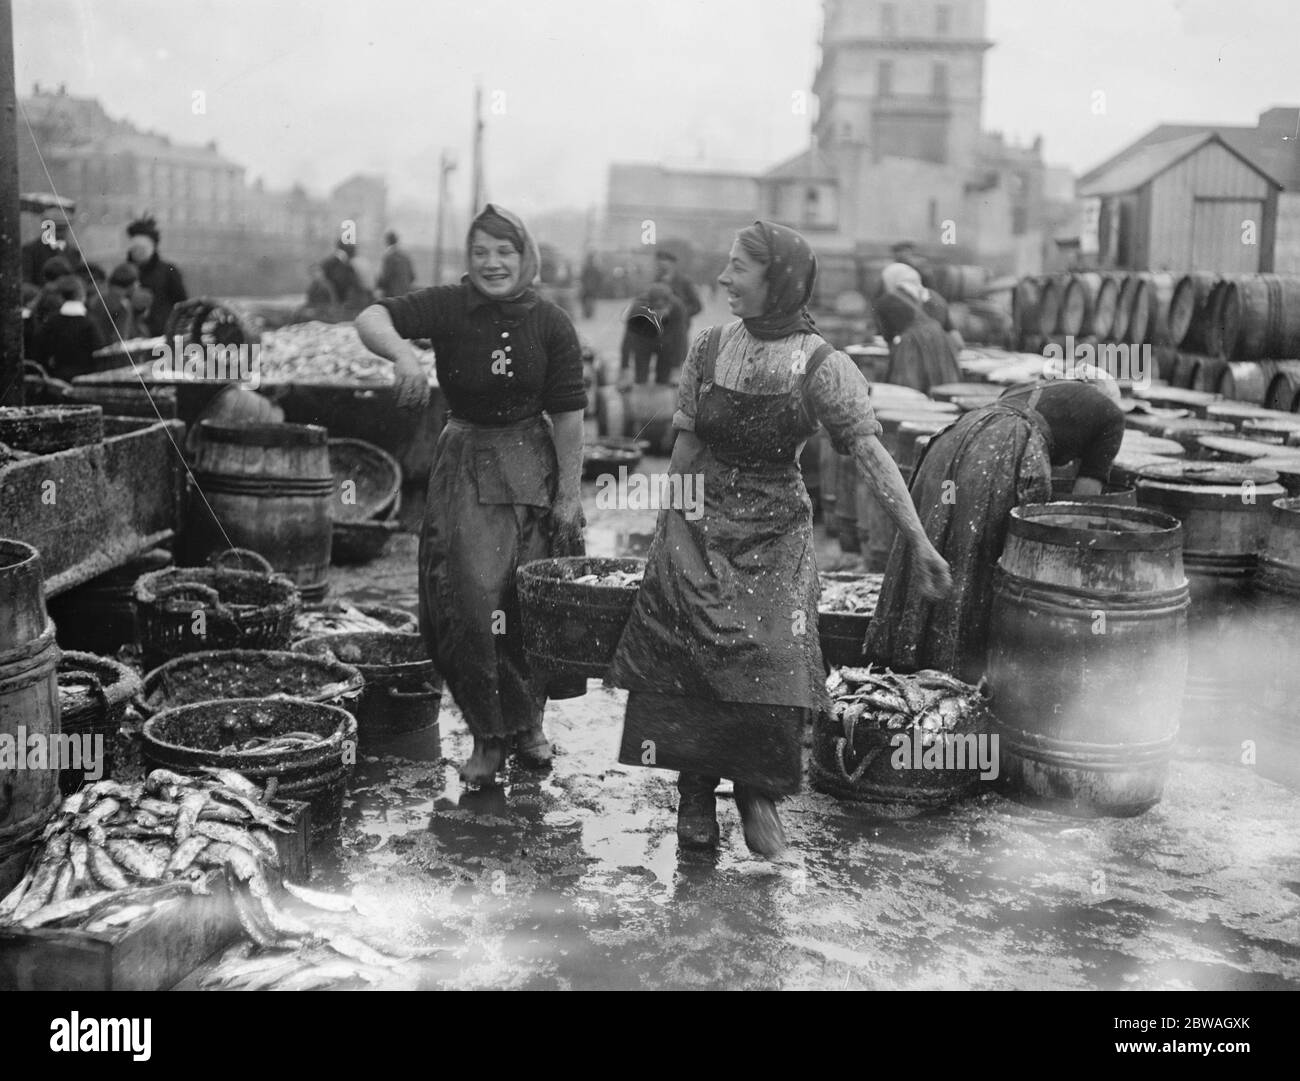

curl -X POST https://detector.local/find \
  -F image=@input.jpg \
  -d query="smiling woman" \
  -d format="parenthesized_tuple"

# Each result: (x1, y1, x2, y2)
(354, 204, 589, 788)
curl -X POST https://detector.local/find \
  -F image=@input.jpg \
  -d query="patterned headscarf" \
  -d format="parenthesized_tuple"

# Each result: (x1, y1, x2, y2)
(737, 221, 819, 341)
(465, 203, 541, 316)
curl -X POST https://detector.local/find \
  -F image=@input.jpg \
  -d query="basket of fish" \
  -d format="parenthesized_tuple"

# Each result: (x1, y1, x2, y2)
(133, 564, 301, 670)
(810, 666, 994, 816)
(292, 601, 418, 641)
(582, 437, 645, 480)
(137, 649, 364, 720)
(55, 651, 142, 795)
(141, 698, 358, 840)
(291, 632, 440, 744)
(0, 770, 310, 991)
(0, 404, 104, 455)
(517, 557, 645, 680)
(817, 572, 884, 669)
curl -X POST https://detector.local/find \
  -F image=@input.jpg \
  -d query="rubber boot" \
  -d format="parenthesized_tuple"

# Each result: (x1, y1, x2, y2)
(513, 722, 553, 767)
(734, 784, 788, 858)
(676, 772, 720, 848)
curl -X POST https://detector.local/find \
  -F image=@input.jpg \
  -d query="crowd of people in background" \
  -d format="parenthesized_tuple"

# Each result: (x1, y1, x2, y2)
(20, 214, 188, 380)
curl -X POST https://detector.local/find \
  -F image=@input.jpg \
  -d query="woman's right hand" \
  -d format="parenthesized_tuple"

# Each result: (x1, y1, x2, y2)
(393, 351, 430, 411)
(912, 542, 953, 602)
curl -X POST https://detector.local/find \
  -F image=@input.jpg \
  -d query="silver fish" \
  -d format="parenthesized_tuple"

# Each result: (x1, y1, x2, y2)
(199, 767, 261, 798)
(11, 835, 70, 921)
(68, 836, 91, 891)
(164, 836, 210, 876)
(18, 890, 118, 929)
(282, 880, 360, 913)
(145, 768, 196, 795)
(87, 844, 130, 891)
(174, 790, 208, 844)
(106, 838, 166, 881)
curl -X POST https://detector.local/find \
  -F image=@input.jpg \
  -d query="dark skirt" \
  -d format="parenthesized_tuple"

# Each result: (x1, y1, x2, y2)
(418, 416, 567, 738)
(863, 404, 1052, 685)
(885, 317, 962, 394)
(618, 690, 807, 795)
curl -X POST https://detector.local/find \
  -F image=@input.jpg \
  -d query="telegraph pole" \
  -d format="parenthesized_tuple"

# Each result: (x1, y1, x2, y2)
(470, 85, 484, 215)
(433, 150, 456, 286)
(0, 0, 23, 405)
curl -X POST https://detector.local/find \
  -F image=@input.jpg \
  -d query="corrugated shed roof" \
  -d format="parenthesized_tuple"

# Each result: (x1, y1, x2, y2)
(1081, 119, 1300, 190)
(1077, 132, 1282, 196)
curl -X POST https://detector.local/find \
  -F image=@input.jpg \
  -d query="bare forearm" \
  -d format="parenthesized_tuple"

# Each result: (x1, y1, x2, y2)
(851, 435, 931, 551)
(550, 410, 584, 502)
(355, 304, 409, 362)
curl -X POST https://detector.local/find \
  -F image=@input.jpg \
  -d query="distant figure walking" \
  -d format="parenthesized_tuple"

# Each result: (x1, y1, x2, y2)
(654, 249, 702, 335)
(319, 240, 370, 320)
(579, 253, 602, 320)
(376, 230, 416, 299)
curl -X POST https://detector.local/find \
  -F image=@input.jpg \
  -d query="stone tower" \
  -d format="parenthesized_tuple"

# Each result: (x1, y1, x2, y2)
(813, 0, 991, 170)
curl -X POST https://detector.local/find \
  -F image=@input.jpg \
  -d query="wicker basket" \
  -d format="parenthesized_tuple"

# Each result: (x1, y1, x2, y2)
(56, 651, 142, 795)
(292, 601, 417, 641)
(0, 404, 104, 455)
(133, 562, 300, 668)
(582, 438, 645, 481)
(328, 438, 402, 523)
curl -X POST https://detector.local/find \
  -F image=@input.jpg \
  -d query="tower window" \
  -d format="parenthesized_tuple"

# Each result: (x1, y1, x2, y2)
(881, 3, 896, 36)
(879, 60, 893, 97)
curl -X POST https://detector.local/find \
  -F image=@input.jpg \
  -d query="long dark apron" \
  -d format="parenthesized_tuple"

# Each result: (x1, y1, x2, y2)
(863, 399, 1052, 685)
(418, 414, 582, 739)
(608, 329, 834, 795)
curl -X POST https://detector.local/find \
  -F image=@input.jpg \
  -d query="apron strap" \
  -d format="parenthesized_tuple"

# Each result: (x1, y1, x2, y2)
(701, 324, 724, 387)
(798, 341, 837, 427)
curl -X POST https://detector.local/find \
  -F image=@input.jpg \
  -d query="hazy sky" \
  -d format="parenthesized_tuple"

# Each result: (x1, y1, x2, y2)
(13, 0, 1300, 218)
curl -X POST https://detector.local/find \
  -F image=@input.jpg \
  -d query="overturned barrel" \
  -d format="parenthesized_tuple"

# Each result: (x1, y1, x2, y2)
(987, 504, 1189, 817)
(0, 541, 63, 897)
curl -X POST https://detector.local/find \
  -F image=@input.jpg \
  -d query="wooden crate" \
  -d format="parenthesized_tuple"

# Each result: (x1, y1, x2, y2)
(0, 801, 310, 992)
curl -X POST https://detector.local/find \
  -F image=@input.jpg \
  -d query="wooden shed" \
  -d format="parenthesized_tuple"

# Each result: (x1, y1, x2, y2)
(1079, 133, 1282, 273)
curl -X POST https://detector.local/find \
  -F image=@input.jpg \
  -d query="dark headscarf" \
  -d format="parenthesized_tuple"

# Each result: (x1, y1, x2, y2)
(738, 220, 818, 341)
(464, 203, 541, 319)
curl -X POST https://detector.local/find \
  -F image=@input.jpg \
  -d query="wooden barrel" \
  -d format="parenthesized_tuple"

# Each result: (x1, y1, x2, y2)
(1112, 275, 1137, 343)
(1219, 275, 1300, 361)
(1254, 458, 1300, 495)
(0, 540, 62, 898)
(1140, 272, 1177, 347)
(1136, 461, 1285, 750)
(1091, 274, 1120, 340)
(1265, 361, 1300, 412)
(1243, 415, 1300, 443)
(1170, 353, 1201, 389)
(1058, 275, 1092, 337)
(896, 418, 952, 481)
(1012, 278, 1041, 344)
(1169, 273, 1219, 352)
(1126, 276, 1152, 346)
(1048, 482, 1137, 505)
(1195, 435, 1300, 463)
(1156, 418, 1235, 453)
(1205, 401, 1266, 428)
(927, 382, 996, 404)
(1217, 360, 1282, 404)
(1247, 496, 1300, 787)
(1191, 355, 1228, 394)
(1133, 385, 1220, 416)
(1036, 275, 1068, 337)
(185, 422, 334, 602)
(988, 503, 1189, 817)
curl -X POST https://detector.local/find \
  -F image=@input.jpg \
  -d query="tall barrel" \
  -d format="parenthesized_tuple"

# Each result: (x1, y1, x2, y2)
(1140, 272, 1177, 347)
(1012, 277, 1040, 347)
(988, 504, 1189, 817)
(1136, 461, 1284, 752)
(1036, 275, 1067, 337)
(0, 541, 62, 897)
(1090, 274, 1119, 339)
(1249, 497, 1300, 788)
(1058, 275, 1092, 337)
(1266, 361, 1300, 413)
(186, 422, 334, 602)
(1126, 276, 1153, 346)
(1217, 360, 1280, 405)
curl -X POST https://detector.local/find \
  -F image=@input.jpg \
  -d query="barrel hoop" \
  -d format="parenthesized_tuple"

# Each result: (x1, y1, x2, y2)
(994, 721, 1176, 769)
(0, 622, 60, 692)
(1267, 277, 1284, 356)
(192, 472, 335, 496)
(1182, 553, 1258, 576)
(994, 568, 1190, 614)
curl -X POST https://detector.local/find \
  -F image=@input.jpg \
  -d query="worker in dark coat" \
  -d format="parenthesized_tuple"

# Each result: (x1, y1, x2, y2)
(865, 373, 1125, 685)
(654, 250, 702, 331)
(126, 216, 188, 335)
(376, 231, 416, 298)
(619, 283, 687, 386)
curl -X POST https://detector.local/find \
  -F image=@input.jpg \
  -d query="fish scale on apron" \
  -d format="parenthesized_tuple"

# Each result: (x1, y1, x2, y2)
(418, 414, 584, 740)
(608, 326, 835, 794)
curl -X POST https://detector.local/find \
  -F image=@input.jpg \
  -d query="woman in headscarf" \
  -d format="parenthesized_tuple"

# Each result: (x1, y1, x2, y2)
(608, 222, 952, 858)
(873, 262, 962, 393)
(864, 369, 1125, 685)
(356, 205, 588, 785)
